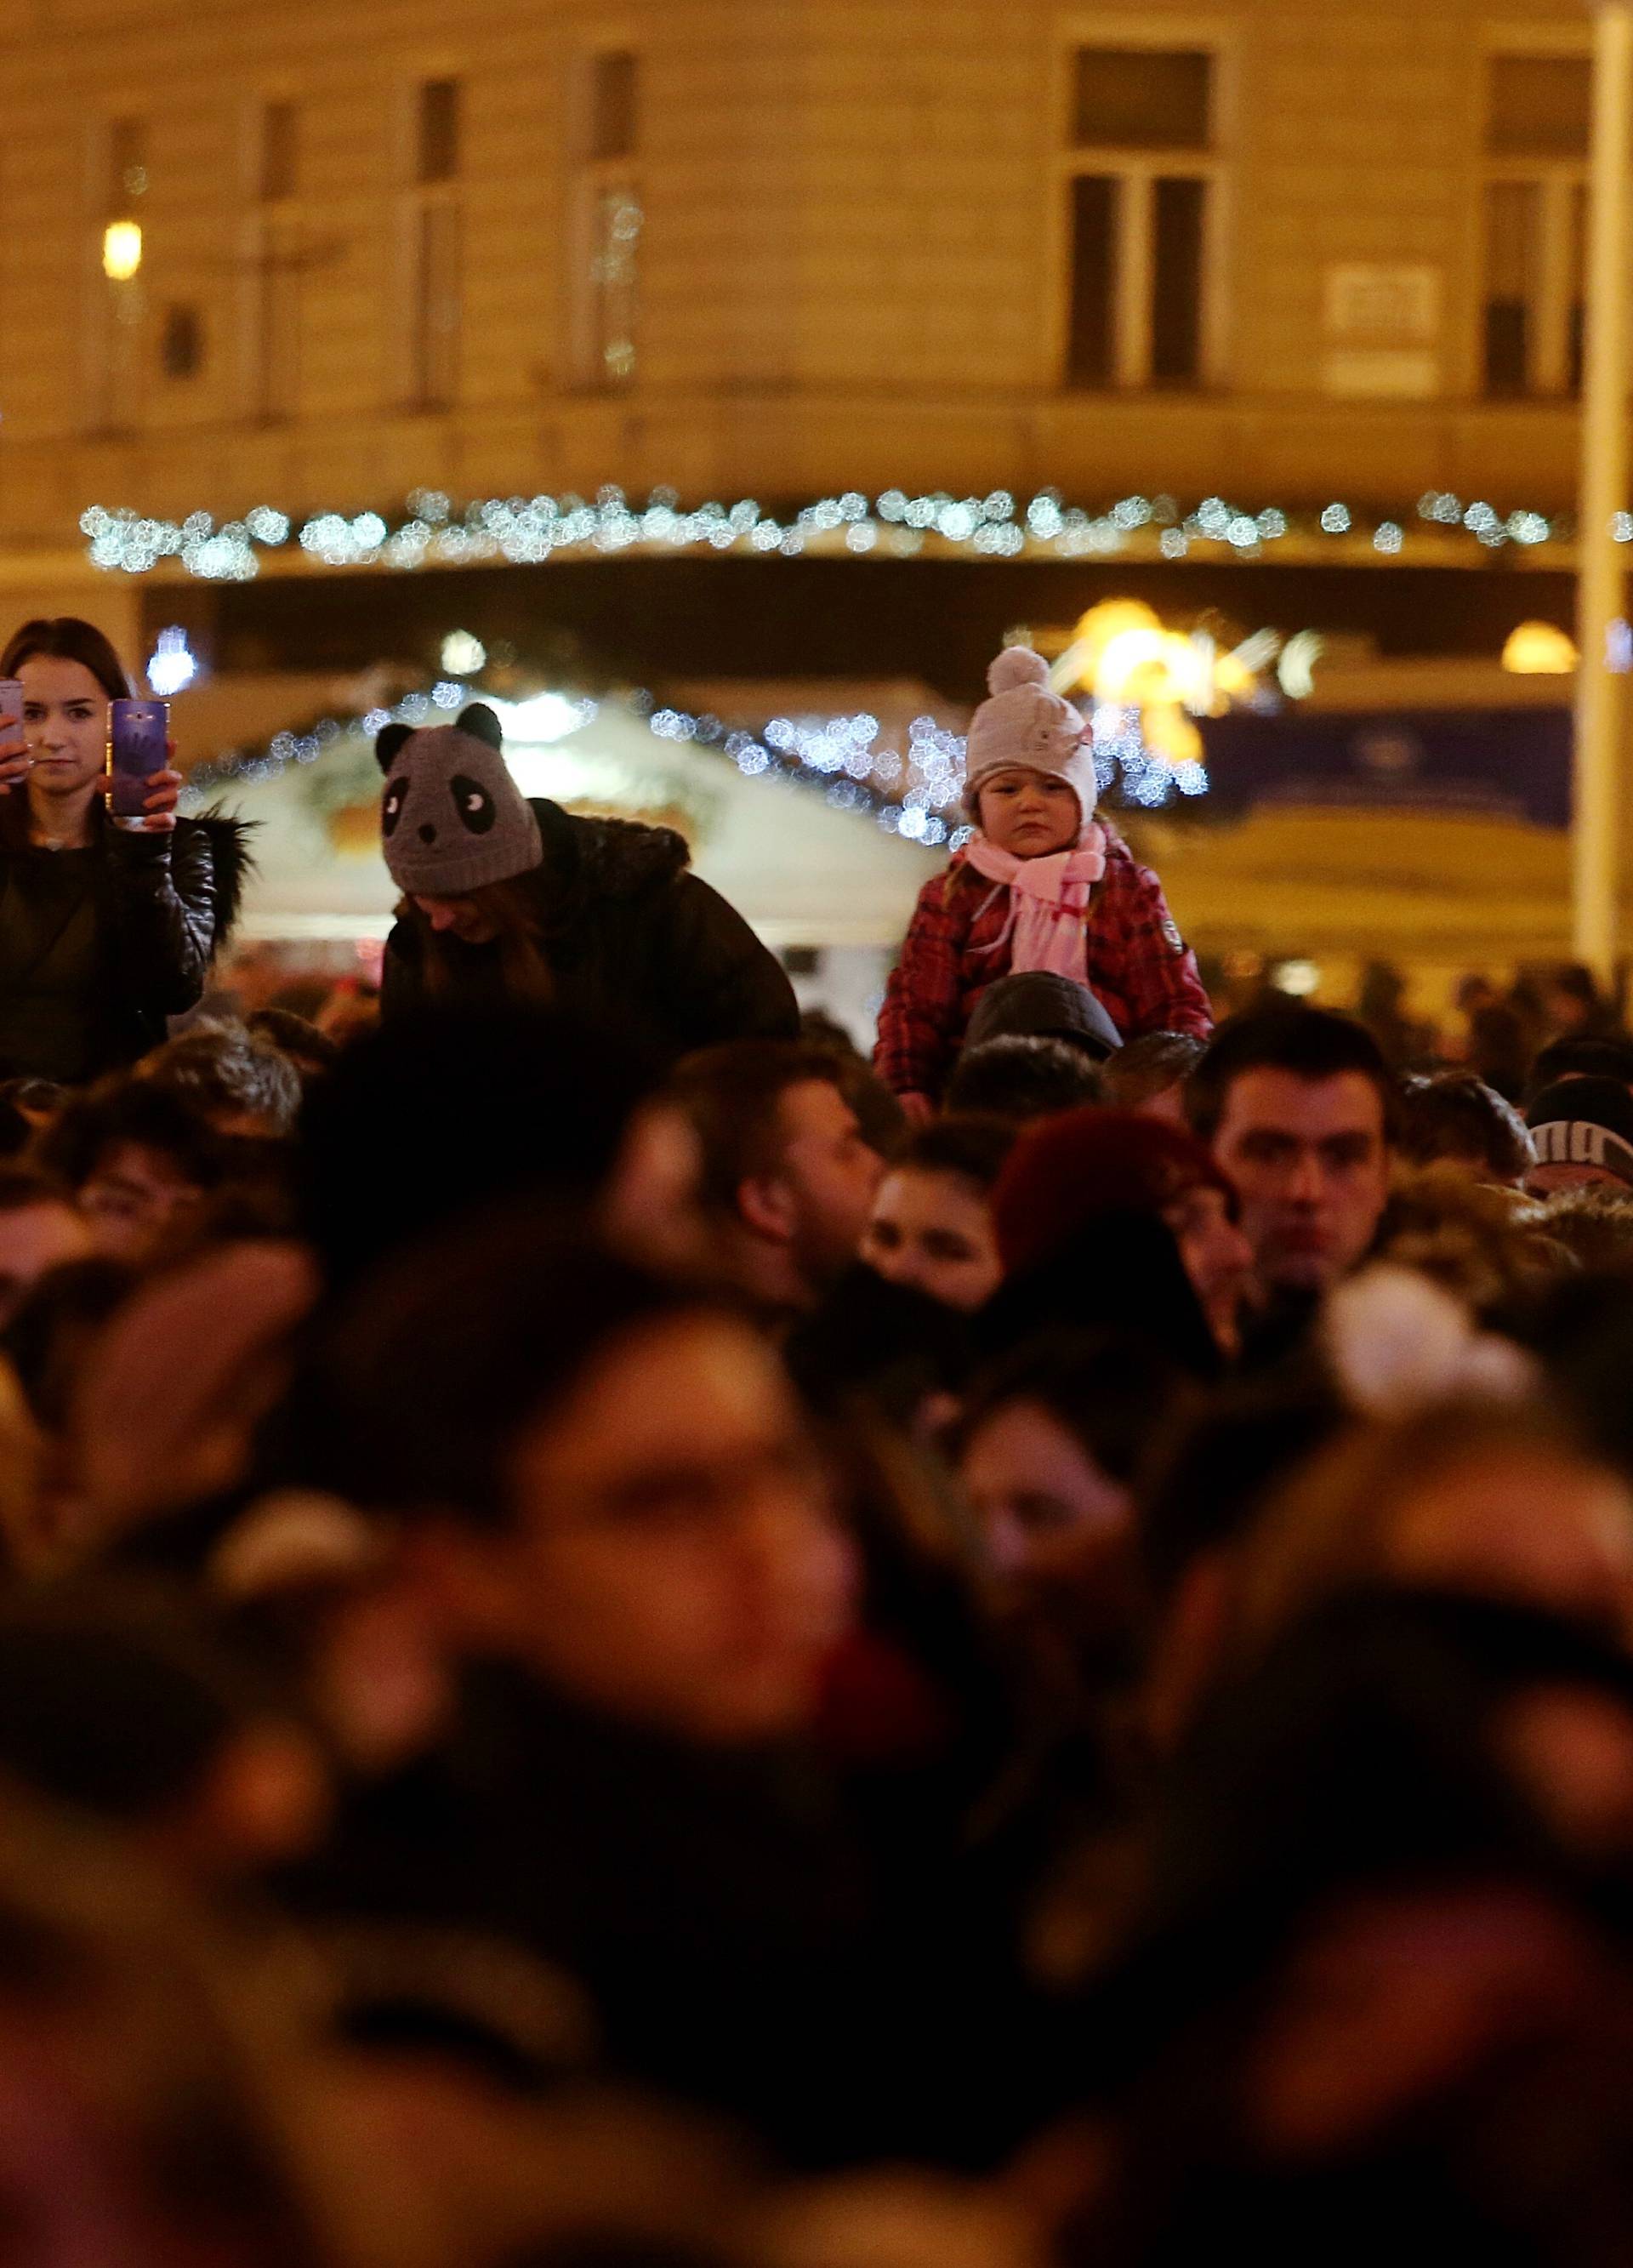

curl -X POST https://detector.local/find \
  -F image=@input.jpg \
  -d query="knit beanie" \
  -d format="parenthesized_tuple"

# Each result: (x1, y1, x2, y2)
(1525, 1077, 1633, 1187)
(962, 647, 1101, 824)
(377, 704, 543, 897)
(991, 1106, 1237, 1279)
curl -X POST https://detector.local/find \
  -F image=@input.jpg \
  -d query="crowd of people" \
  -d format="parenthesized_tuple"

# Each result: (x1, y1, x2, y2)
(4, 621, 1633, 2262)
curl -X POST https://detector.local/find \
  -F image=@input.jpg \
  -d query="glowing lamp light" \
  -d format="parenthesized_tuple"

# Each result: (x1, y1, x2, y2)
(440, 629, 486, 675)
(1502, 621, 1579, 675)
(494, 691, 594, 745)
(145, 626, 196, 697)
(102, 221, 143, 282)
(1273, 960, 1323, 1000)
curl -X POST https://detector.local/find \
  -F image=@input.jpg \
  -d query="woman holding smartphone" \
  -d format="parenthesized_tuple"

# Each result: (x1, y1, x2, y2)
(0, 618, 248, 1084)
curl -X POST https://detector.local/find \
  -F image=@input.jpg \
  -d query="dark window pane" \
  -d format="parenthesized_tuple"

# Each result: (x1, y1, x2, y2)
(591, 53, 640, 162)
(107, 117, 147, 215)
(413, 199, 461, 405)
(160, 304, 203, 381)
(1152, 175, 1205, 384)
(1067, 174, 1117, 387)
(1074, 48, 1211, 151)
(418, 78, 460, 184)
(1488, 56, 1590, 157)
(1484, 303, 1529, 394)
(1569, 301, 1586, 395)
(262, 101, 298, 202)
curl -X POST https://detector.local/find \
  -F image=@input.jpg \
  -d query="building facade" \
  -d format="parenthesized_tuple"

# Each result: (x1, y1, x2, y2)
(0, 0, 1609, 556)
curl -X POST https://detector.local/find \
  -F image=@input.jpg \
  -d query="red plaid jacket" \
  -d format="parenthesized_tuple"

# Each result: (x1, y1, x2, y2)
(873, 829, 1213, 1101)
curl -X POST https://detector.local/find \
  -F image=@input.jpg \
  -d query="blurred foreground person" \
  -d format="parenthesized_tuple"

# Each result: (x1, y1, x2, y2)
(38, 1076, 222, 1263)
(1398, 1071, 1534, 1188)
(377, 704, 796, 1062)
(0, 1164, 89, 1326)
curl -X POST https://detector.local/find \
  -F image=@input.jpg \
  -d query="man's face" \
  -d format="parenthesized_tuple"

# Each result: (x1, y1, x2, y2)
(491, 1314, 856, 1744)
(863, 1166, 1001, 1314)
(769, 1080, 884, 1296)
(1211, 1068, 1391, 1296)
(0, 1202, 90, 1327)
(78, 1144, 202, 1263)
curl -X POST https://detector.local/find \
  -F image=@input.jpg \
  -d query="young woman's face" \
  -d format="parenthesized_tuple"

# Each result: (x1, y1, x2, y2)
(412, 893, 498, 944)
(863, 1166, 1001, 1314)
(19, 658, 109, 800)
(976, 769, 1083, 858)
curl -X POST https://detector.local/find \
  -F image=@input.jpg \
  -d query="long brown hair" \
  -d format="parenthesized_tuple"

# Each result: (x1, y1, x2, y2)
(403, 873, 555, 1005)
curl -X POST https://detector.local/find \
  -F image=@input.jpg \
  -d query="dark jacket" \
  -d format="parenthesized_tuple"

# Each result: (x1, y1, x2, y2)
(381, 800, 797, 1063)
(0, 805, 251, 1082)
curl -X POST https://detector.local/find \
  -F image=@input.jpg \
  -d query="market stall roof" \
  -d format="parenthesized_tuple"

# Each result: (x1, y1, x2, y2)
(188, 684, 942, 947)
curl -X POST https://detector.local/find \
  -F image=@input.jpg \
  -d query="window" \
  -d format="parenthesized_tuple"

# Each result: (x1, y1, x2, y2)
(405, 79, 463, 407)
(572, 53, 643, 390)
(161, 303, 203, 380)
(91, 117, 148, 431)
(1481, 54, 1588, 397)
(418, 78, 460, 185)
(1063, 45, 1220, 391)
(261, 100, 298, 203)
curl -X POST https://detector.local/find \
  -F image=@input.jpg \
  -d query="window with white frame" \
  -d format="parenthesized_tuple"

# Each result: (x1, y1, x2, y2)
(572, 51, 643, 390)
(1482, 54, 1589, 398)
(248, 99, 302, 422)
(1063, 44, 1220, 390)
(407, 77, 463, 409)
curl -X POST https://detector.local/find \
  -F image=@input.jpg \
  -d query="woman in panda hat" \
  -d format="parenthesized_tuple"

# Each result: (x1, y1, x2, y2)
(874, 646, 1213, 1118)
(376, 704, 797, 1063)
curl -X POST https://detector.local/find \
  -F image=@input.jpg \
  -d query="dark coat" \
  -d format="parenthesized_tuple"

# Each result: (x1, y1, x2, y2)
(381, 800, 798, 1063)
(0, 804, 251, 1081)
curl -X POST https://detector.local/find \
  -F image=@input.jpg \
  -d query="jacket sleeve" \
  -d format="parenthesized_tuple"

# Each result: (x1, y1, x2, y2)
(873, 876, 964, 1100)
(1093, 849, 1214, 1042)
(653, 873, 799, 1050)
(106, 825, 217, 1017)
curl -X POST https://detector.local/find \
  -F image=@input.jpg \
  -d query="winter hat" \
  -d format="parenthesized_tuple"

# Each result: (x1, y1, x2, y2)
(377, 703, 543, 898)
(1525, 1076, 1633, 1188)
(964, 972, 1124, 1061)
(991, 1106, 1236, 1279)
(962, 647, 1100, 823)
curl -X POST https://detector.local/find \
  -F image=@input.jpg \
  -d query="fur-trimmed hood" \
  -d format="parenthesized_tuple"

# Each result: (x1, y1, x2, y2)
(532, 798, 690, 926)
(179, 810, 256, 948)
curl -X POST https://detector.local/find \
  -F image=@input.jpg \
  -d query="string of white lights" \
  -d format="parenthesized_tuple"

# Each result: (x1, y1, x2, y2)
(81, 485, 1583, 584)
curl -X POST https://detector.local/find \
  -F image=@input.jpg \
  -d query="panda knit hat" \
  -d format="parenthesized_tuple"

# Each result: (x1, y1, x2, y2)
(962, 646, 1100, 824)
(377, 704, 543, 897)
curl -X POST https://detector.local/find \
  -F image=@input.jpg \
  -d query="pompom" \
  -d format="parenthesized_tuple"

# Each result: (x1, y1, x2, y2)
(987, 645, 1050, 697)
(1322, 1264, 1534, 1422)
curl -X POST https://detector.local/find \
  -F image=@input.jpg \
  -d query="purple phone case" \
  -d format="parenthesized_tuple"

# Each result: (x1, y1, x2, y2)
(108, 698, 168, 821)
(0, 681, 23, 734)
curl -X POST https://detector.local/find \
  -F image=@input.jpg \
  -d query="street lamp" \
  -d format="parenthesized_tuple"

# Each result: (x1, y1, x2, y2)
(1574, 0, 1633, 979)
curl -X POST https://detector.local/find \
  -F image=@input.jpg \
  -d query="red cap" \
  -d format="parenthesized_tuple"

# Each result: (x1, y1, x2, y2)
(991, 1107, 1237, 1279)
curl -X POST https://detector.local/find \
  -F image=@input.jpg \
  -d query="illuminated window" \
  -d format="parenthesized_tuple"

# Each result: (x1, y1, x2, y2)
(1064, 46, 1220, 391)
(1482, 55, 1588, 397)
(572, 54, 643, 390)
(91, 117, 148, 432)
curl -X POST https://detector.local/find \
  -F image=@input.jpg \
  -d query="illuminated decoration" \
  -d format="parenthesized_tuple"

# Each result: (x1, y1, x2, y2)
(180, 659, 1204, 837)
(1277, 630, 1326, 701)
(439, 629, 486, 675)
(1272, 959, 1323, 999)
(145, 625, 198, 697)
(80, 481, 1594, 585)
(101, 222, 143, 282)
(1502, 621, 1579, 675)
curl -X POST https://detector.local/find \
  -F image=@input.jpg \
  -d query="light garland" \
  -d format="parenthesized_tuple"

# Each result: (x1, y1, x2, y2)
(81, 483, 1586, 584)
(179, 670, 1204, 836)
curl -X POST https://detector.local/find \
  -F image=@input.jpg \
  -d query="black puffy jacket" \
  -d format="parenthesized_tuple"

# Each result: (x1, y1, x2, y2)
(381, 799, 798, 1063)
(0, 805, 251, 1082)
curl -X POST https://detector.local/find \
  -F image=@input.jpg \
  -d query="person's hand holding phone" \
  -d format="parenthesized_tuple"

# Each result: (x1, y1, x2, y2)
(0, 681, 27, 792)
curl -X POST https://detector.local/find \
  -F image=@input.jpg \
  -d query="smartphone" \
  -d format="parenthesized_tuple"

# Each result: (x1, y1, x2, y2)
(0, 681, 24, 790)
(108, 698, 169, 829)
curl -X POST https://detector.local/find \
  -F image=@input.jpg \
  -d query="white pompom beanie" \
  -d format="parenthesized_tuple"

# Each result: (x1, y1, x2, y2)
(961, 647, 1101, 825)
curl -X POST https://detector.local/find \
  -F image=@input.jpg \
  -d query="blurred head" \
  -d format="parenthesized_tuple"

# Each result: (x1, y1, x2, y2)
(863, 1114, 1016, 1313)
(141, 1023, 303, 1140)
(1399, 1073, 1534, 1188)
(667, 1042, 883, 1314)
(944, 1034, 1103, 1123)
(1101, 1031, 1209, 1124)
(243, 1008, 339, 1087)
(1526, 1078, 1633, 1197)
(1188, 1009, 1394, 1296)
(37, 1080, 221, 1266)
(0, 1169, 90, 1330)
(1526, 1034, 1633, 1108)
(992, 1108, 1254, 1357)
(333, 1225, 856, 1746)
(959, 1334, 1183, 1602)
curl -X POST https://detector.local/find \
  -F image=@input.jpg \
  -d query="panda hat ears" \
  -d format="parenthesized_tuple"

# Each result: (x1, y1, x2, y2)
(374, 702, 503, 775)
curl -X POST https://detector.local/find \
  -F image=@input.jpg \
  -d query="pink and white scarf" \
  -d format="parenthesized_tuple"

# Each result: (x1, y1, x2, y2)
(964, 826, 1107, 984)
